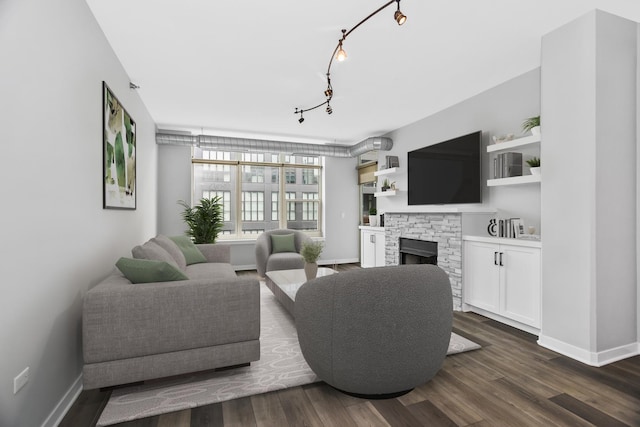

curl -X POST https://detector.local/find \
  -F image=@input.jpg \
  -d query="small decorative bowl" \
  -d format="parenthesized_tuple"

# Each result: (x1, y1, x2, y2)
(492, 134, 514, 144)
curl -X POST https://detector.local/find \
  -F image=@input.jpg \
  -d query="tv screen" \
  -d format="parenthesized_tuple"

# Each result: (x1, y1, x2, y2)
(408, 131, 482, 205)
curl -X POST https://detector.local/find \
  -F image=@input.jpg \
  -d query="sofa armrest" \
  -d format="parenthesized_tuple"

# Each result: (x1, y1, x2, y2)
(197, 243, 231, 263)
(83, 273, 259, 364)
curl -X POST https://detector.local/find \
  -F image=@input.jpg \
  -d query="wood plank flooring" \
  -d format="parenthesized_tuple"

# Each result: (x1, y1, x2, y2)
(60, 265, 640, 427)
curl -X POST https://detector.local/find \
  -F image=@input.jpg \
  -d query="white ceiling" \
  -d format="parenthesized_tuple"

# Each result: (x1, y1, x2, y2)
(86, 0, 640, 145)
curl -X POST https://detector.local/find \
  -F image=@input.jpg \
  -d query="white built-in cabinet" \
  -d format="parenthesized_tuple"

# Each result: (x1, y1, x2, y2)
(359, 226, 385, 268)
(463, 236, 541, 333)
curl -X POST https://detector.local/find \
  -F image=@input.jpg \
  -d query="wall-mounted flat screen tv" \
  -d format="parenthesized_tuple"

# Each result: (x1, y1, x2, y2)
(408, 131, 482, 205)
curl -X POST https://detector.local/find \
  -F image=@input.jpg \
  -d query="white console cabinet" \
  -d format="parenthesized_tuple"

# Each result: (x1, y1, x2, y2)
(359, 226, 385, 268)
(463, 236, 541, 332)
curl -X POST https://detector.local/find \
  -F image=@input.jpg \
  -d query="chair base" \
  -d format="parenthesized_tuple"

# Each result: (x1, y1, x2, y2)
(331, 385, 414, 400)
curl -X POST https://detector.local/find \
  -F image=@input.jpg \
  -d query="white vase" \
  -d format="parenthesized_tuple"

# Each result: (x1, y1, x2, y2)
(530, 167, 541, 175)
(304, 262, 318, 280)
(530, 126, 541, 135)
(369, 216, 378, 227)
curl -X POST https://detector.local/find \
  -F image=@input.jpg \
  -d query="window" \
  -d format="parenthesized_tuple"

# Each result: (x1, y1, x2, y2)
(242, 191, 264, 221)
(191, 149, 322, 238)
(285, 169, 296, 184)
(302, 169, 318, 185)
(302, 192, 318, 221)
(286, 192, 296, 221)
(271, 192, 279, 221)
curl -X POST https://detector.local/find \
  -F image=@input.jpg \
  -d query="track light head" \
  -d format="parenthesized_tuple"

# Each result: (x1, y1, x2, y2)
(336, 42, 347, 62)
(298, 112, 304, 123)
(326, 105, 333, 115)
(324, 88, 333, 98)
(394, 0, 407, 25)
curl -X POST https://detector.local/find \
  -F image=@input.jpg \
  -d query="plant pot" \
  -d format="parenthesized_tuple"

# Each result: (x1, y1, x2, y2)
(369, 216, 378, 227)
(304, 262, 318, 280)
(530, 126, 541, 136)
(530, 167, 541, 176)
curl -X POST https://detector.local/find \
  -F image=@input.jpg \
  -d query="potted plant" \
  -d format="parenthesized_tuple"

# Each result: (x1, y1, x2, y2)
(382, 178, 391, 191)
(301, 241, 324, 280)
(178, 196, 224, 243)
(526, 157, 541, 175)
(522, 115, 541, 135)
(369, 207, 378, 226)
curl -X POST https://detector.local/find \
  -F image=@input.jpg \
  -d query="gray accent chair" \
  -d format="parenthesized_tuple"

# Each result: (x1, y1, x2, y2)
(294, 264, 453, 397)
(255, 229, 312, 277)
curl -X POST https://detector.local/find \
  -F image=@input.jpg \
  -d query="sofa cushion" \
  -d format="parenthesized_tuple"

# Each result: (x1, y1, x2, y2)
(115, 257, 189, 284)
(152, 235, 187, 270)
(169, 236, 208, 265)
(266, 252, 305, 272)
(132, 241, 179, 268)
(186, 262, 237, 281)
(271, 233, 296, 254)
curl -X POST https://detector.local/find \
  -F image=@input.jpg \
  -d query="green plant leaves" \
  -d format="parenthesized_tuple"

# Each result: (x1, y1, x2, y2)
(178, 197, 224, 244)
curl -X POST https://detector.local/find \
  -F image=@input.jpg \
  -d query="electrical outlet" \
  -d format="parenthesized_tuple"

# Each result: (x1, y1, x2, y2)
(13, 367, 29, 394)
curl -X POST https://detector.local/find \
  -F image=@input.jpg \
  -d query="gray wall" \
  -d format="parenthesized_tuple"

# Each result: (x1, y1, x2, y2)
(157, 146, 360, 267)
(377, 68, 542, 232)
(540, 10, 637, 362)
(0, 0, 158, 425)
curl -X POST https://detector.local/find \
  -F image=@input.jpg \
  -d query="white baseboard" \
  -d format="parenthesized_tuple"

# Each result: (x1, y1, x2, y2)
(41, 374, 82, 427)
(538, 335, 640, 366)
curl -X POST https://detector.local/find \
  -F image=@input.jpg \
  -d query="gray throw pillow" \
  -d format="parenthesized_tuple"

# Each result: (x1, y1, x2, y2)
(152, 235, 187, 270)
(131, 240, 179, 268)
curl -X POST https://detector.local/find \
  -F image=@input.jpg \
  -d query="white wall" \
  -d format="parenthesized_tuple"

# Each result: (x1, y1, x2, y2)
(156, 147, 360, 267)
(540, 10, 638, 364)
(0, 0, 158, 426)
(377, 69, 542, 232)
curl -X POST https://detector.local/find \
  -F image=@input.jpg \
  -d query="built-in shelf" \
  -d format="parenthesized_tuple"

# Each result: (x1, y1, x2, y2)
(374, 167, 398, 177)
(374, 190, 397, 197)
(487, 134, 541, 153)
(487, 174, 541, 187)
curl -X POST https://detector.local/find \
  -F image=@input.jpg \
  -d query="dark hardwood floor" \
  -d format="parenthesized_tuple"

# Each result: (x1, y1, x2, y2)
(61, 265, 640, 427)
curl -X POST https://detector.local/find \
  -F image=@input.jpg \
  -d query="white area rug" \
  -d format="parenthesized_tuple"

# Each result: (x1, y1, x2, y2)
(97, 283, 480, 426)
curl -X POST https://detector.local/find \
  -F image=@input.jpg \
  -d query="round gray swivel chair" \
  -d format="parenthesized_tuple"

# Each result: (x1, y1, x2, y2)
(294, 264, 453, 398)
(255, 229, 313, 277)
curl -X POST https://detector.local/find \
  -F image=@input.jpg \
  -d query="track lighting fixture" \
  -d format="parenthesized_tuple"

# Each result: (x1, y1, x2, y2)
(394, 0, 407, 25)
(294, 0, 408, 123)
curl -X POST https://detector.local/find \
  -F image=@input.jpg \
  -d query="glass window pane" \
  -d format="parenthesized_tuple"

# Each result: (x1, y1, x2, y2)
(193, 163, 237, 235)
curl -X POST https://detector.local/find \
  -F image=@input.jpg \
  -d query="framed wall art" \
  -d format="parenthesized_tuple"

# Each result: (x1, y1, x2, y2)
(103, 81, 136, 209)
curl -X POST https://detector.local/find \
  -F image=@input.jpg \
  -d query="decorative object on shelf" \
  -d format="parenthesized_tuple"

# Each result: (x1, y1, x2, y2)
(294, 0, 407, 123)
(386, 155, 400, 168)
(487, 218, 523, 238)
(390, 181, 397, 190)
(382, 178, 391, 191)
(492, 134, 514, 144)
(301, 241, 324, 280)
(103, 81, 136, 210)
(526, 157, 541, 175)
(178, 196, 224, 244)
(494, 152, 523, 179)
(369, 207, 378, 226)
(522, 115, 541, 135)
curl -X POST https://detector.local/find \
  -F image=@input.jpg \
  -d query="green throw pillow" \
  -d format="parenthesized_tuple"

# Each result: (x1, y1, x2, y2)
(116, 257, 189, 284)
(169, 236, 208, 265)
(271, 233, 296, 254)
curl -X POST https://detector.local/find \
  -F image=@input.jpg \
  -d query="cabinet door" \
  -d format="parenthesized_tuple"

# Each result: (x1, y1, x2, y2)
(464, 241, 500, 312)
(500, 245, 541, 327)
(374, 231, 386, 266)
(360, 230, 376, 268)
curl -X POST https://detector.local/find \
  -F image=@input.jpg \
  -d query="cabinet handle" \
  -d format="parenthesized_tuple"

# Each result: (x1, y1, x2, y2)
(370, 235, 375, 244)
(494, 251, 498, 265)
(499, 252, 504, 266)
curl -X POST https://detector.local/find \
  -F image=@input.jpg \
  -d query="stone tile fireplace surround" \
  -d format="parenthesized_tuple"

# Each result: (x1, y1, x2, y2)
(384, 213, 465, 310)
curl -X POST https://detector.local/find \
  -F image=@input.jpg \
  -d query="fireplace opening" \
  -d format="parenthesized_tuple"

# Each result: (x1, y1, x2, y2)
(399, 238, 438, 265)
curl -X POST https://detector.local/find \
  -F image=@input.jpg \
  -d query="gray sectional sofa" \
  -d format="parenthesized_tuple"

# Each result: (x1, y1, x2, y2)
(82, 236, 260, 390)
